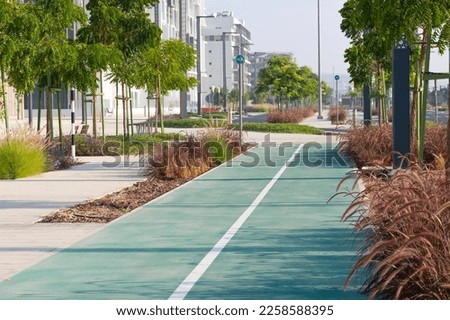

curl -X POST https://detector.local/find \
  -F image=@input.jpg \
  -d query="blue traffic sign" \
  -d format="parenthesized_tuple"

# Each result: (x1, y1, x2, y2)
(335, 75, 340, 81)
(235, 55, 245, 65)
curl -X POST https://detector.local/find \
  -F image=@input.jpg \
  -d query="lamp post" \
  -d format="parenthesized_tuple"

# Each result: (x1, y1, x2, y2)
(236, 37, 253, 147)
(222, 32, 239, 123)
(317, 0, 323, 119)
(196, 14, 216, 116)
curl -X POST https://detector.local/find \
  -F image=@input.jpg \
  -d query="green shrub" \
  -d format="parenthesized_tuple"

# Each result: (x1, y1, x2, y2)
(202, 112, 228, 119)
(231, 123, 323, 135)
(245, 106, 270, 113)
(162, 118, 204, 128)
(0, 129, 48, 179)
(202, 135, 230, 165)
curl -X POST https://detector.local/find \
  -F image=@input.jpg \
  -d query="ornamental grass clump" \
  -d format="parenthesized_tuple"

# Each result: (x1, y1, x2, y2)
(328, 107, 347, 124)
(0, 127, 48, 179)
(147, 123, 243, 180)
(267, 109, 304, 123)
(341, 125, 393, 168)
(341, 125, 447, 169)
(340, 169, 450, 299)
(148, 135, 210, 180)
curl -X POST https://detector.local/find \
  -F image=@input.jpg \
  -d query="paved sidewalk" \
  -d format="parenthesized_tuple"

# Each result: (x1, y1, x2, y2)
(0, 156, 145, 280)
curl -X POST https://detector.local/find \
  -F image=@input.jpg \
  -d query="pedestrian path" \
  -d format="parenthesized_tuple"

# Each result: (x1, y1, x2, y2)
(0, 143, 364, 300)
(0, 156, 144, 281)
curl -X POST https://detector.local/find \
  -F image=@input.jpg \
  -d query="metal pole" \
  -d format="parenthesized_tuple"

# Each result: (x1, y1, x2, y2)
(70, 89, 76, 159)
(222, 33, 227, 112)
(179, 0, 188, 118)
(317, 0, 323, 119)
(363, 84, 371, 126)
(239, 35, 243, 146)
(434, 79, 438, 123)
(239, 62, 243, 146)
(196, 16, 202, 116)
(392, 46, 411, 169)
(336, 78, 339, 123)
(28, 93, 33, 127)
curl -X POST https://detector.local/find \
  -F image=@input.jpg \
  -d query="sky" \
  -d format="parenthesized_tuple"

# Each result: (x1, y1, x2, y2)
(205, 0, 449, 87)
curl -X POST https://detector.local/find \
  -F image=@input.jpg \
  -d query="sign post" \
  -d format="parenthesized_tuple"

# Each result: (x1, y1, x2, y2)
(335, 75, 340, 123)
(236, 54, 245, 147)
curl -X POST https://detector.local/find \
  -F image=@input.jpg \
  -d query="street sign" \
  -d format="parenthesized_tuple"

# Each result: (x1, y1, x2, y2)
(335, 75, 340, 81)
(235, 54, 245, 65)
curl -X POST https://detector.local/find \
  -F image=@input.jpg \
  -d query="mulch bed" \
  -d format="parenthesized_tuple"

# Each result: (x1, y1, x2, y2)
(39, 177, 190, 223)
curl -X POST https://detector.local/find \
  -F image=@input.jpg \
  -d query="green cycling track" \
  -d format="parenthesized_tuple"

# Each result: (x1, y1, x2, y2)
(0, 144, 365, 300)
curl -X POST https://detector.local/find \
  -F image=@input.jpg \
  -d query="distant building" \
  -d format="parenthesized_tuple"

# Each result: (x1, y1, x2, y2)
(202, 11, 252, 106)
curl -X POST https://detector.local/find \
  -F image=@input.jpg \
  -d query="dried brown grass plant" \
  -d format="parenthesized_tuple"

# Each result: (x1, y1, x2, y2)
(328, 107, 348, 124)
(147, 123, 245, 180)
(341, 124, 447, 170)
(267, 109, 304, 124)
(339, 169, 450, 299)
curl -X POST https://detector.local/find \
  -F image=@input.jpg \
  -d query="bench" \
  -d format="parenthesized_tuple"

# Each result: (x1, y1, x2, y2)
(133, 120, 152, 135)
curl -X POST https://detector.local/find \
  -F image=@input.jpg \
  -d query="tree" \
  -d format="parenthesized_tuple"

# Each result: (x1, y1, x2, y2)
(256, 55, 318, 110)
(101, 0, 161, 138)
(321, 81, 333, 105)
(131, 39, 197, 133)
(0, 1, 44, 131)
(77, 0, 126, 139)
(340, 0, 398, 124)
(227, 88, 251, 110)
(27, 0, 87, 140)
(340, 0, 450, 164)
(292, 66, 318, 104)
(0, 0, 14, 130)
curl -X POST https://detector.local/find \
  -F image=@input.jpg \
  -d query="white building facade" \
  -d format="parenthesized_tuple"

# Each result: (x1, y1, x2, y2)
(97, 0, 207, 119)
(202, 12, 252, 107)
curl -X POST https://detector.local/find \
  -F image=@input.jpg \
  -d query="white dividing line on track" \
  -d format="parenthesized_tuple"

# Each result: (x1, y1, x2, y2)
(169, 144, 304, 300)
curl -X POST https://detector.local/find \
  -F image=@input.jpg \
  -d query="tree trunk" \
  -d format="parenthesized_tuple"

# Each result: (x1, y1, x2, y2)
(418, 30, 432, 164)
(128, 86, 134, 136)
(92, 87, 97, 139)
(115, 81, 119, 136)
(100, 71, 105, 142)
(411, 31, 428, 158)
(57, 89, 63, 147)
(46, 73, 53, 140)
(1, 70, 9, 131)
(446, 47, 450, 177)
(37, 88, 42, 131)
(377, 63, 384, 125)
(121, 82, 128, 138)
(157, 74, 164, 134)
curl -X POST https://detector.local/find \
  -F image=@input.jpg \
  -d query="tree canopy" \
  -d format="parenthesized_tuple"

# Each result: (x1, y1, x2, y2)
(340, 0, 450, 163)
(256, 55, 318, 108)
(131, 39, 197, 95)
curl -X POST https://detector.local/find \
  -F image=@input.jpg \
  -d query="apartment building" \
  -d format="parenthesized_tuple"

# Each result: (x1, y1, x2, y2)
(149, 0, 206, 115)
(202, 12, 252, 107)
